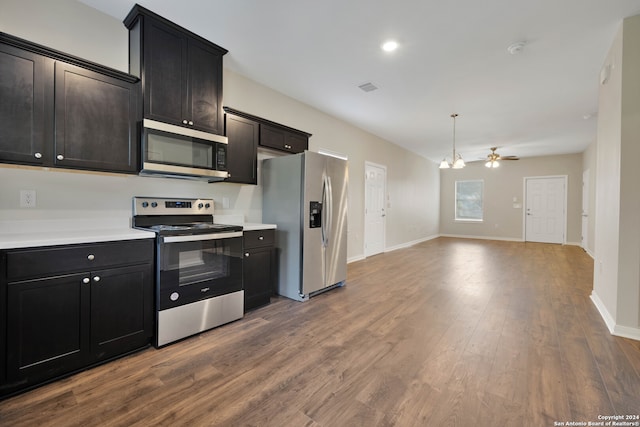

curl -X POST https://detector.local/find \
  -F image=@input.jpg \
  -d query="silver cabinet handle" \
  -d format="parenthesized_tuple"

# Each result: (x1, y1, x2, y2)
(245, 252, 250, 257)
(56, 154, 64, 160)
(34, 152, 42, 159)
(258, 236, 264, 240)
(93, 276, 100, 282)
(83, 278, 90, 284)
(284, 144, 292, 149)
(188, 120, 194, 126)
(182, 119, 188, 125)
(87, 254, 95, 261)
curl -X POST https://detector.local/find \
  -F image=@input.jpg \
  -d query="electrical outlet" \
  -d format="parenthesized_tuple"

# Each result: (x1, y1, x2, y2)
(20, 190, 36, 208)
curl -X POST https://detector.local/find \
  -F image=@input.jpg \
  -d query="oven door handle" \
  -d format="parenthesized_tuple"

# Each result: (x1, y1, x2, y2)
(162, 231, 243, 243)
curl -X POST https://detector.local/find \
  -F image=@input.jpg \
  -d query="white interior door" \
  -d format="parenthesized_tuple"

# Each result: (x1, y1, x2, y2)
(364, 162, 386, 257)
(525, 176, 566, 244)
(581, 169, 589, 250)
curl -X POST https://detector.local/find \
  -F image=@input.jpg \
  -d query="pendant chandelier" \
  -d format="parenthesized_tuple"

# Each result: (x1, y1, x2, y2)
(439, 113, 465, 169)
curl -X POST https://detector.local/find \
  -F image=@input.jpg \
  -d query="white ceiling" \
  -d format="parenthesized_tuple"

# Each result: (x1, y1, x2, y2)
(80, 0, 640, 163)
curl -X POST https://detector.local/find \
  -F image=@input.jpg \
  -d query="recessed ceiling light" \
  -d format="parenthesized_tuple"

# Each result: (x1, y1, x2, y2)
(507, 41, 526, 55)
(382, 41, 398, 52)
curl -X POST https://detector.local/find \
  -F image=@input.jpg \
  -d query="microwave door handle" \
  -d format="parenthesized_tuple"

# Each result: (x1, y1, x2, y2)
(162, 231, 243, 243)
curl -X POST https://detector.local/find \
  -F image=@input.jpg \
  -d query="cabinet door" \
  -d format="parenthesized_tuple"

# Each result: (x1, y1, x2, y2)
(187, 38, 223, 135)
(0, 43, 50, 165)
(145, 19, 187, 127)
(6, 273, 90, 382)
(54, 62, 138, 173)
(260, 124, 308, 154)
(285, 132, 309, 153)
(90, 264, 153, 361)
(225, 114, 258, 184)
(259, 124, 287, 152)
(243, 246, 273, 311)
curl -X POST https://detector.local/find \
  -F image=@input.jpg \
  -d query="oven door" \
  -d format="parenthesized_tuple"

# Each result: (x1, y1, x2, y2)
(158, 232, 243, 310)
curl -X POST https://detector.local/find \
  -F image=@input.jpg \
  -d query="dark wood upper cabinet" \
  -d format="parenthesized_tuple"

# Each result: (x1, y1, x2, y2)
(0, 32, 140, 174)
(125, 5, 227, 136)
(54, 62, 138, 173)
(260, 123, 309, 153)
(0, 41, 50, 165)
(224, 112, 259, 184)
(222, 107, 311, 186)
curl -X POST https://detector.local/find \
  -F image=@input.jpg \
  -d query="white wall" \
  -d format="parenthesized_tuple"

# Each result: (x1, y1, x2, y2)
(439, 153, 584, 243)
(582, 140, 597, 257)
(0, 0, 440, 262)
(592, 15, 640, 340)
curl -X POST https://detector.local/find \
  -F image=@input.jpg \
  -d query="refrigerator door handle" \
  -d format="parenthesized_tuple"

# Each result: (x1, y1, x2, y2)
(321, 175, 328, 247)
(326, 175, 333, 245)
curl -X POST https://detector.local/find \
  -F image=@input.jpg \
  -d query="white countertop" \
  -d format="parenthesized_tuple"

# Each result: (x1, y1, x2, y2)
(214, 214, 276, 231)
(0, 218, 155, 250)
(243, 222, 277, 231)
(0, 216, 276, 249)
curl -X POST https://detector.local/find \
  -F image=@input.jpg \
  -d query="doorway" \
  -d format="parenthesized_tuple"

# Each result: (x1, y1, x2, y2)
(581, 169, 590, 251)
(524, 176, 567, 244)
(364, 162, 386, 257)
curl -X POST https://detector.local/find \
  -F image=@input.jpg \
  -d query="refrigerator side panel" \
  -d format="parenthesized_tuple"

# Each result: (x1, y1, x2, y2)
(301, 152, 326, 296)
(262, 154, 305, 301)
(325, 156, 348, 287)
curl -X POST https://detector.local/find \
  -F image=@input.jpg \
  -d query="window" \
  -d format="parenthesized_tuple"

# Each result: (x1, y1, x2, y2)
(455, 180, 483, 221)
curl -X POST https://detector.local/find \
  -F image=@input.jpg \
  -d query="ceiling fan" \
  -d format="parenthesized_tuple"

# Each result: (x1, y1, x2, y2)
(484, 147, 519, 168)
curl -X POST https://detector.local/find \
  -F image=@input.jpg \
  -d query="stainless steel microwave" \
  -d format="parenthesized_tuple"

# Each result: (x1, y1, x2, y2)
(140, 119, 229, 181)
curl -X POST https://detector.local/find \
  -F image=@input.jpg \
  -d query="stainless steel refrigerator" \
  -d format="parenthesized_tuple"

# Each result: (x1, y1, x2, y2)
(262, 151, 348, 301)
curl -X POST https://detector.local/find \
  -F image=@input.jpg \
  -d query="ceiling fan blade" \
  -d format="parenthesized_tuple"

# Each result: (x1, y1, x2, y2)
(500, 156, 519, 160)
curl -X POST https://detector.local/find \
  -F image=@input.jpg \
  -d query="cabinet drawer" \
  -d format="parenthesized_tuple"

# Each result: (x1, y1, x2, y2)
(6, 239, 154, 281)
(243, 229, 274, 249)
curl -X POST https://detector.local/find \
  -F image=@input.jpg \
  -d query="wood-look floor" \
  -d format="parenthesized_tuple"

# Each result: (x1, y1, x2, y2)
(1, 238, 640, 426)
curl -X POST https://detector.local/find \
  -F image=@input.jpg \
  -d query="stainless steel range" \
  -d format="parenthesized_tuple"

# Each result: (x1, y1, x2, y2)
(132, 197, 243, 347)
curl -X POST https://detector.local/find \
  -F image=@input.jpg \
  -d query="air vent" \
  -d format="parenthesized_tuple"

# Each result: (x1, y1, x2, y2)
(358, 82, 378, 92)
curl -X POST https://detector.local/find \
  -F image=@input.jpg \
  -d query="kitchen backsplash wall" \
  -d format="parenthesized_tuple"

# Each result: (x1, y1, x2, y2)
(0, 165, 262, 223)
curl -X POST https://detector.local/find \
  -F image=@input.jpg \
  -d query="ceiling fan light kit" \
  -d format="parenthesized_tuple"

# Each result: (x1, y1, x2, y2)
(439, 113, 465, 169)
(484, 147, 518, 168)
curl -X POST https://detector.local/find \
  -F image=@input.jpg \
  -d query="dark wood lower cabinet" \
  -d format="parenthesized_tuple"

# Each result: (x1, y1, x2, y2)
(7, 273, 89, 383)
(0, 239, 153, 398)
(243, 230, 275, 312)
(90, 264, 153, 361)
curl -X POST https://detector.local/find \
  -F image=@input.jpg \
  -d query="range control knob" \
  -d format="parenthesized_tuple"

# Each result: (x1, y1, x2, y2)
(198, 203, 204, 209)
(151, 202, 158, 208)
(205, 203, 211, 209)
(141, 202, 149, 208)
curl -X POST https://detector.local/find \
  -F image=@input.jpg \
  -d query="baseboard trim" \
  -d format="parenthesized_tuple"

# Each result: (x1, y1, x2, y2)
(347, 255, 366, 264)
(384, 234, 439, 253)
(349, 234, 440, 263)
(590, 291, 640, 341)
(439, 234, 523, 242)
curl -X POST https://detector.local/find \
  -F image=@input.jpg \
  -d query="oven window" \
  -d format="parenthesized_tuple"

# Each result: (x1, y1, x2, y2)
(163, 240, 231, 286)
